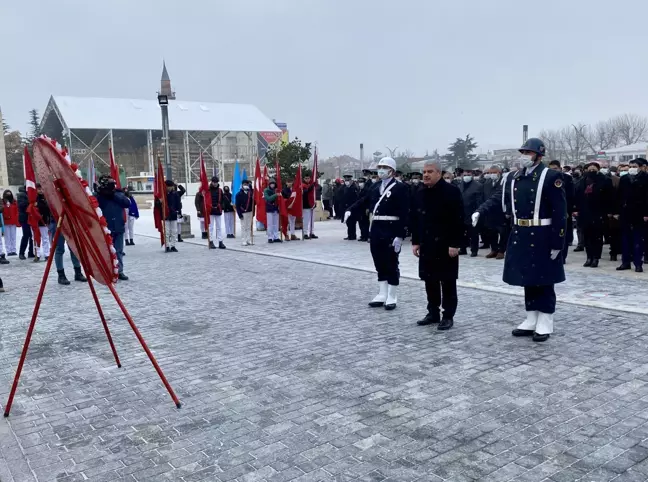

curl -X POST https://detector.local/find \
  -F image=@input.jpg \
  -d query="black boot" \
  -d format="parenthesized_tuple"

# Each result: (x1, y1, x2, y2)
(573, 246, 584, 252)
(202, 232, 208, 239)
(218, 242, 227, 249)
(610, 254, 618, 262)
(74, 267, 87, 282)
(57, 270, 71, 286)
(590, 259, 599, 268)
(417, 313, 440, 326)
(583, 258, 592, 267)
(617, 264, 631, 271)
(209, 241, 216, 249)
(0, 255, 9, 265)
(178, 234, 183, 242)
(438, 318, 454, 331)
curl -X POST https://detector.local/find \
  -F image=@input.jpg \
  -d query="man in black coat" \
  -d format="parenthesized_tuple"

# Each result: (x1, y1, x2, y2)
(549, 160, 575, 264)
(458, 170, 485, 256)
(411, 162, 464, 330)
(615, 158, 648, 272)
(573, 162, 613, 268)
(341, 174, 359, 240)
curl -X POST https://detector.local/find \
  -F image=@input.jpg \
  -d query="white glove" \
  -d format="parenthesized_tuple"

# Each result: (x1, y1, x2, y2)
(550, 249, 561, 260)
(343, 211, 351, 223)
(471, 212, 480, 227)
(392, 237, 402, 253)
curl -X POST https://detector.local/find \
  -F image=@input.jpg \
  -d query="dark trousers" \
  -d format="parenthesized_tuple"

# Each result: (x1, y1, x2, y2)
(463, 224, 479, 254)
(575, 218, 584, 248)
(622, 225, 644, 267)
(583, 223, 603, 260)
(607, 222, 621, 257)
(480, 228, 492, 248)
(345, 216, 357, 239)
(562, 217, 573, 262)
(323, 200, 333, 218)
(524, 285, 556, 314)
(358, 214, 370, 240)
(425, 279, 458, 319)
(19, 221, 34, 256)
(370, 237, 400, 285)
(493, 224, 510, 253)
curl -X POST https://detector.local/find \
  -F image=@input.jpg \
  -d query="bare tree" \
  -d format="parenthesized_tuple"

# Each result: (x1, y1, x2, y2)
(613, 113, 648, 146)
(538, 129, 563, 161)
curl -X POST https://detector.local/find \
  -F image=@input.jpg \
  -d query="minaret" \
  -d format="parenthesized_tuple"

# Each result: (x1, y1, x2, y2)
(0, 108, 8, 187)
(160, 61, 176, 100)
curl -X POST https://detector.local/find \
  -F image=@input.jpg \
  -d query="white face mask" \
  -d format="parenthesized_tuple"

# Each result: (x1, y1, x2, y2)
(600, 168, 609, 175)
(344, 181, 351, 187)
(444, 178, 452, 183)
(629, 167, 639, 175)
(243, 185, 249, 191)
(520, 154, 534, 168)
(620, 171, 629, 177)
(358, 182, 365, 189)
(463, 175, 473, 183)
(377, 169, 390, 180)
(412, 179, 420, 185)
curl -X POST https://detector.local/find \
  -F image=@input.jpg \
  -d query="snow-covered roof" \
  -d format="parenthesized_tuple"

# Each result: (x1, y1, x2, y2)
(45, 95, 280, 133)
(603, 142, 648, 155)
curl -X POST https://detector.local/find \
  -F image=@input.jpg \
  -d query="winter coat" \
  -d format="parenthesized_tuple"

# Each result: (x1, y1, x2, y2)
(302, 183, 316, 209)
(127, 196, 139, 218)
(2, 200, 19, 226)
(96, 189, 131, 233)
(17, 187, 29, 225)
(410, 180, 464, 281)
(209, 186, 224, 216)
(459, 180, 485, 225)
(574, 172, 613, 226)
(222, 190, 234, 213)
(264, 187, 279, 213)
(235, 189, 254, 217)
(36, 194, 51, 226)
(165, 190, 182, 221)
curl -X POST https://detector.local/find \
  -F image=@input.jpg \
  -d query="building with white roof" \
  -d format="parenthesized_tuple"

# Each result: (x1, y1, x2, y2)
(39, 64, 281, 186)
(599, 142, 648, 165)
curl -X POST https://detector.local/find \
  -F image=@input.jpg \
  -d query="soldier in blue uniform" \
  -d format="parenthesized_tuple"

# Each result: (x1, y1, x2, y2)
(366, 157, 410, 310)
(500, 138, 567, 342)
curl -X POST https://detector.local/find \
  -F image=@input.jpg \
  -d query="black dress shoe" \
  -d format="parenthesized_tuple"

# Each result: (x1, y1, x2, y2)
(583, 258, 592, 267)
(459, 249, 467, 255)
(437, 318, 454, 330)
(617, 264, 631, 271)
(118, 273, 129, 281)
(165, 247, 171, 253)
(274, 239, 282, 243)
(533, 333, 550, 342)
(19, 255, 26, 260)
(416, 314, 440, 326)
(636, 266, 644, 273)
(209, 241, 217, 249)
(368, 301, 384, 308)
(512, 329, 534, 337)
(384, 303, 396, 311)
(201, 232, 208, 239)
(590, 259, 599, 268)
(218, 242, 227, 249)
(170, 246, 179, 252)
(303, 235, 310, 240)
(358, 238, 368, 242)
(470, 252, 478, 257)
(573, 246, 584, 252)
(310, 234, 319, 239)
(344, 237, 357, 241)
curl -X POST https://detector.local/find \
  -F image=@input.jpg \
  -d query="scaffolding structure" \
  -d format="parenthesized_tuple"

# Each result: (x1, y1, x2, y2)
(39, 96, 279, 188)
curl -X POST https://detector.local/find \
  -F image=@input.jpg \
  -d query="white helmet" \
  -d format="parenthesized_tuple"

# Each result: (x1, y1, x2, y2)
(377, 157, 397, 171)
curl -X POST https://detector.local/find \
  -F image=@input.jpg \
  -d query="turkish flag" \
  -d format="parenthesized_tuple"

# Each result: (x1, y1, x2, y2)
(254, 158, 266, 226)
(275, 161, 288, 237)
(109, 147, 121, 189)
(199, 154, 211, 239)
(153, 158, 168, 246)
(287, 164, 303, 218)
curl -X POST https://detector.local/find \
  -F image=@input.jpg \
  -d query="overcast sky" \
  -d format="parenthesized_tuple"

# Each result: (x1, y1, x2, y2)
(1, 0, 647, 158)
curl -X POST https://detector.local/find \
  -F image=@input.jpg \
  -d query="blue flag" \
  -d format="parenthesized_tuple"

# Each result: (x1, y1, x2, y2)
(231, 160, 242, 205)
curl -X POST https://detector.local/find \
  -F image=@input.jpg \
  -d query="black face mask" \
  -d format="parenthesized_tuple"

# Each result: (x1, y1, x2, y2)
(4, 194, 13, 202)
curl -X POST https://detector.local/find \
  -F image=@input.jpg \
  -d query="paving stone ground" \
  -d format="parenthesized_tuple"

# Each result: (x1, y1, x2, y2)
(1, 231, 648, 481)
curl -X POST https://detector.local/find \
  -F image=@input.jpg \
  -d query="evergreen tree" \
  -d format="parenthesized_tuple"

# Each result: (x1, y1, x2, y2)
(25, 108, 40, 143)
(265, 138, 313, 182)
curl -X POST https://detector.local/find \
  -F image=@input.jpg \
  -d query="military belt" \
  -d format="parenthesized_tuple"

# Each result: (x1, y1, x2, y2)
(516, 218, 552, 227)
(372, 216, 399, 221)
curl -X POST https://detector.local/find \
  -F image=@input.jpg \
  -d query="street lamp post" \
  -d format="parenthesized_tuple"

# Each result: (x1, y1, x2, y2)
(158, 94, 172, 179)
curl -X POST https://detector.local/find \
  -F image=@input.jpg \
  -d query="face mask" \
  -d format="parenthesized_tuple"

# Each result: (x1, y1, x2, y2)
(269, 184, 276, 190)
(344, 181, 351, 187)
(358, 182, 365, 189)
(587, 171, 598, 176)
(444, 178, 452, 183)
(520, 155, 534, 168)
(377, 169, 390, 180)
(463, 176, 473, 183)
(412, 179, 420, 185)
(600, 168, 609, 175)
(243, 185, 249, 191)
(620, 171, 629, 177)
(629, 167, 639, 176)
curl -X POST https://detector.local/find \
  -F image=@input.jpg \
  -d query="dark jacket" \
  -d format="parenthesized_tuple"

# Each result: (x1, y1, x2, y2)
(36, 194, 51, 227)
(303, 183, 316, 209)
(165, 189, 182, 221)
(235, 189, 254, 217)
(410, 180, 464, 281)
(17, 187, 29, 225)
(562, 173, 575, 215)
(369, 178, 410, 240)
(96, 189, 130, 233)
(127, 196, 139, 218)
(209, 186, 224, 216)
(195, 192, 205, 218)
(476, 173, 512, 229)
(342, 183, 359, 211)
(264, 187, 279, 213)
(502, 164, 567, 287)
(222, 190, 234, 213)
(616, 172, 648, 226)
(574, 172, 613, 226)
(459, 180, 485, 224)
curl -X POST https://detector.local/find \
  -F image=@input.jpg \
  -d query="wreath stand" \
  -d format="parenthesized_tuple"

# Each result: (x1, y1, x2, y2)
(4, 139, 180, 417)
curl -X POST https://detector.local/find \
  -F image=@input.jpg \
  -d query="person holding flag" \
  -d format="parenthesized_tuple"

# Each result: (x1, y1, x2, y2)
(254, 159, 267, 232)
(264, 179, 282, 243)
(197, 155, 211, 241)
(285, 165, 303, 241)
(302, 173, 318, 240)
(208, 176, 227, 249)
(235, 179, 254, 246)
